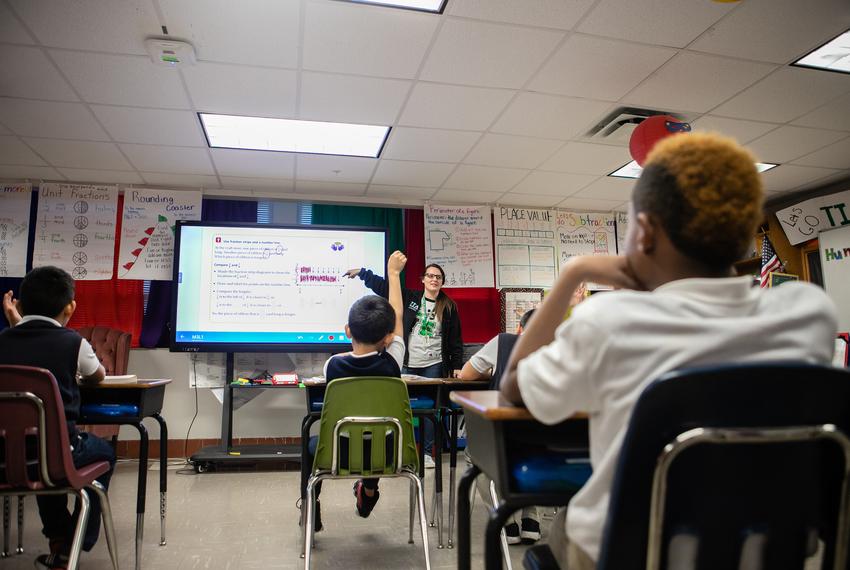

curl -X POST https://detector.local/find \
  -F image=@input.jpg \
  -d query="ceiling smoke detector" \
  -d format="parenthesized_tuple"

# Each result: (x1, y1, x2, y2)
(145, 38, 197, 67)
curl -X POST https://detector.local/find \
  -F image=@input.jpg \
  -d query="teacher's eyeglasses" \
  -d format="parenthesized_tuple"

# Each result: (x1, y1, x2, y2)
(423, 273, 443, 281)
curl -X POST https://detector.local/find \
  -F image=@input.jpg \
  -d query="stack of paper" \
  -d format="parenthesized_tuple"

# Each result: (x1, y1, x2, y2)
(102, 374, 138, 384)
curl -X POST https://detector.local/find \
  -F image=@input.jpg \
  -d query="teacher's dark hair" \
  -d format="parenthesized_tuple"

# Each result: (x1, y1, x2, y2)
(423, 263, 456, 321)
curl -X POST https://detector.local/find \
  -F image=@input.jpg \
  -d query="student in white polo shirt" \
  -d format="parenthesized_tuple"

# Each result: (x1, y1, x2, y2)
(500, 132, 838, 569)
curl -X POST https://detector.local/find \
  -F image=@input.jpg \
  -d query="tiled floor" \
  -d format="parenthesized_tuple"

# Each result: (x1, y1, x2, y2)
(2, 459, 552, 569)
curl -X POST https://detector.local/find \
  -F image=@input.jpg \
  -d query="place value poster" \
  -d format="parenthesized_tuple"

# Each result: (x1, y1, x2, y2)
(33, 183, 118, 280)
(493, 206, 557, 289)
(424, 204, 494, 288)
(0, 183, 32, 278)
(118, 188, 202, 280)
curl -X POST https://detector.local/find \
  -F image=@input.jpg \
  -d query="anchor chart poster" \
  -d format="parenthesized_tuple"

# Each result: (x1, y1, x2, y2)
(0, 183, 32, 278)
(118, 188, 202, 280)
(33, 183, 118, 280)
(424, 204, 494, 288)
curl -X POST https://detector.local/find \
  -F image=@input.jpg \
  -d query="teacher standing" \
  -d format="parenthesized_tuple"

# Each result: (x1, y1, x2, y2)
(345, 259, 463, 379)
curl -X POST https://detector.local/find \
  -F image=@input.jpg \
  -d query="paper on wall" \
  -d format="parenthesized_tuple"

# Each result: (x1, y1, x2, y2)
(776, 189, 850, 246)
(189, 353, 226, 388)
(493, 207, 557, 289)
(503, 290, 543, 333)
(33, 183, 118, 280)
(0, 184, 32, 278)
(424, 204, 494, 287)
(616, 211, 629, 255)
(819, 225, 850, 331)
(556, 211, 616, 290)
(118, 188, 202, 280)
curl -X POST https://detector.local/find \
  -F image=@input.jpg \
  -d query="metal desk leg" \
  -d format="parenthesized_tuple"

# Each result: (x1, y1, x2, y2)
(2, 496, 9, 558)
(448, 409, 459, 549)
(456, 464, 480, 570)
(299, 415, 319, 527)
(132, 422, 149, 570)
(486, 502, 517, 570)
(152, 413, 168, 546)
(16, 496, 23, 554)
(488, 481, 513, 570)
(434, 413, 444, 549)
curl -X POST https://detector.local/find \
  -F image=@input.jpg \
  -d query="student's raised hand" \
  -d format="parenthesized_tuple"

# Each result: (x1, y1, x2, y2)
(2, 290, 22, 326)
(387, 250, 407, 275)
(564, 256, 643, 291)
(343, 268, 361, 279)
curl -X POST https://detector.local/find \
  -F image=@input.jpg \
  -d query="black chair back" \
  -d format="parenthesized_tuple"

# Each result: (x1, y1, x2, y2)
(597, 362, 850, 570)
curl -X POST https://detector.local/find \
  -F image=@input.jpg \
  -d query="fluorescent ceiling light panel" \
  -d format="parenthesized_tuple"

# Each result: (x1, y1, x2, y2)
(609, 160, 779, 179)
(793, 29, 850, 74)
(336, 0, 447, 13)
(199, 113, 390, 158)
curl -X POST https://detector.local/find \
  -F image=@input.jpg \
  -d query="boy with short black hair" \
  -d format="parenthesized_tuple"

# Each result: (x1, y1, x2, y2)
(1, 266, 114, 570)
(308, 250, 407, 527)
(501, 133, 837, 569)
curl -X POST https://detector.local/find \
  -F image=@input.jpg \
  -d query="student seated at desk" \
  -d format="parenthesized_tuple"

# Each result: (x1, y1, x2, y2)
(1, 266, 114, 570)
(500, 133, 837, 570)
(307, 251, 407, 531)
(460, 308, 543, 544)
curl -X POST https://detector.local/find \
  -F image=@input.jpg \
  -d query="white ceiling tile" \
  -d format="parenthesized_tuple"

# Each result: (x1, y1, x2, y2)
(0, 100, 108, 140)
(0, 136, 47, 166)
(691, 115, 780, 144)
(371, 160, 454, 187)
(791, 171, 850, 194)
(295, 155, 377, 183)
(0, 2, 34, 44)
(398, 83, 514, 131)
(0, 46, 77, 101)
(91, 106, 205, 147)
(50, 51, 190, 109)
(430, 188, 503, 204)
(367, 185, 437, 200)
(761, 164, 843, 193)
(57, 168, 144, 184)
(492, 93, 611, 140)
(10, 0, 158, 55)
(210, 148, 295, 178)
(219, 176, 294, 191)
(382, 128, 480, 163)
(539, 142, 631, 175)
(159, 0, 301, 68)
(299, 73, 410, 125)
(557, 196, 625, 211)
(529, 35, 675, 100)
(182, 63, 297, 118)
(464, 134, 562, 169)
(713, 67, 850, 123)
(295, 180, 367, 196)
(747, 126, 847, 164)
(443, 165, 529, 192)
(791, 137, 850, 170)
(0, 124, 10, 135)
(120, 144, 215, 175)
(25, 138, 132, 170)
(448, 0, 595, 29)
(792, 92, 850, 132)
(0, 165, 62, 180)
(689, 0, 850, 64)
(624, 52, 775, 114)
(500, 193, 564, 208)
(141, 172, 221, 188)
(420, 19, 563, 89)
(512, 171, 596, 196)
(303, 1, 438, 79)
(574, 177, 635, 201)
(577, 0, 734, 48)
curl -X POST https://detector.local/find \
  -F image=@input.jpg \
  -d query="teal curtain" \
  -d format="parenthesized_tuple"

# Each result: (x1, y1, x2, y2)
(312, 203, 405, 259)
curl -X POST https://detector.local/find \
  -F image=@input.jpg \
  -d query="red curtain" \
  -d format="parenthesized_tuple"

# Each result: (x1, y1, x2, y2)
(403, 209, 500, 343)
(68, 194, 144, 346)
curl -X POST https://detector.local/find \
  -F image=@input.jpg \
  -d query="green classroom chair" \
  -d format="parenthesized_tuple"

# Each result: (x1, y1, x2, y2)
(302, 376, 431, 569)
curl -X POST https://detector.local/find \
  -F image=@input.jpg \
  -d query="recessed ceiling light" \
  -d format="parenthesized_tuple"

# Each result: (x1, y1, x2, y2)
(335, 0, 447, 13)
(608, 160, 779, 179)
(793, 29, 850, 75)
(199, 113, 391, 158)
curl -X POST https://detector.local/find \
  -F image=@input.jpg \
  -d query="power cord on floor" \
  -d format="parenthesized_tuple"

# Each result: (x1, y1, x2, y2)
(175, 357, 202, 475)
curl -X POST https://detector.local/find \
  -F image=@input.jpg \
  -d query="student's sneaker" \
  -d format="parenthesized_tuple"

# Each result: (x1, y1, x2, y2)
(520, 517, 541, 544)
(353, 480, 380, 518)
(424, 454, 436, 469)
(504, 522, 521, 545)
(34, 553, 69, 570)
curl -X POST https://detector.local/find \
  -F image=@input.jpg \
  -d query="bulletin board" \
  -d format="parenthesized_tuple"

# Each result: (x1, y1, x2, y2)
(500, 288, 543, 333)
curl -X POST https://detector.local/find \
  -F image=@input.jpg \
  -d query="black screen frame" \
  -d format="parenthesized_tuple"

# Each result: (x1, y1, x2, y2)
(169, 220, 388, 354)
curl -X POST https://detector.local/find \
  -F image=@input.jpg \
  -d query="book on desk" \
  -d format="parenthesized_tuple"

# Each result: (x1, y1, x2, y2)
(102, 374, 138, 384)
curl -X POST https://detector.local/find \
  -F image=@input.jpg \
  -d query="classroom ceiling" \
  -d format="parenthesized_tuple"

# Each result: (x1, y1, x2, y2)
(1, 0, 850, 210)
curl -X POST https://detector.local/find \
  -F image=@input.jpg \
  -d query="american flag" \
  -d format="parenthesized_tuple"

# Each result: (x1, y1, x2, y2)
(760, 236, 783, 288)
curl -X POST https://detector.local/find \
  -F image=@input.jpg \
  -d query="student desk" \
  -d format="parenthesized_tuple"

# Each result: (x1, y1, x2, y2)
(299, 377, 444, 542)
(78, 379, 171, 570)
(450, 390, 588, 570)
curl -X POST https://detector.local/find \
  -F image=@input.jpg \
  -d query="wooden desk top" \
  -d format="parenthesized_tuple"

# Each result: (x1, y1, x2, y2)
(80, 379, 172, 389)
(450, 390, 589, 421)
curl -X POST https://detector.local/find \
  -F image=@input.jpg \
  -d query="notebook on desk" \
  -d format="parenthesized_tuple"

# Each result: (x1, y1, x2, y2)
(102, 374, 138, 384)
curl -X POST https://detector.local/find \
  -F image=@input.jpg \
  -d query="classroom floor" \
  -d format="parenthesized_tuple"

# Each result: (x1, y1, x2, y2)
(2, 458, 552, 569)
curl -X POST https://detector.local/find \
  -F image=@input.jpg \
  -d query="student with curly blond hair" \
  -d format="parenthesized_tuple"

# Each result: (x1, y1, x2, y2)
(500, 132, 837, 569)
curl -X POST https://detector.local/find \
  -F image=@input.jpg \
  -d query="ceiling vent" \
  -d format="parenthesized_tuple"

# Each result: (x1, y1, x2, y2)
(585, 107, 686, 144)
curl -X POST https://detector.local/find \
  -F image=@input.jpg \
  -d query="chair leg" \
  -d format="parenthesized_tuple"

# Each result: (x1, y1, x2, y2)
(16, 496, 24, 554)
(88, 481, 119, 570)
(488, 480, 513, 570)
(405, 471, 432, 570)
(66, 490, 91, 570)
(429, 475, 438, 528)
(2, 496, 10, 558)
(303, 474, 325, 569)
(408, 480, 416, 544)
